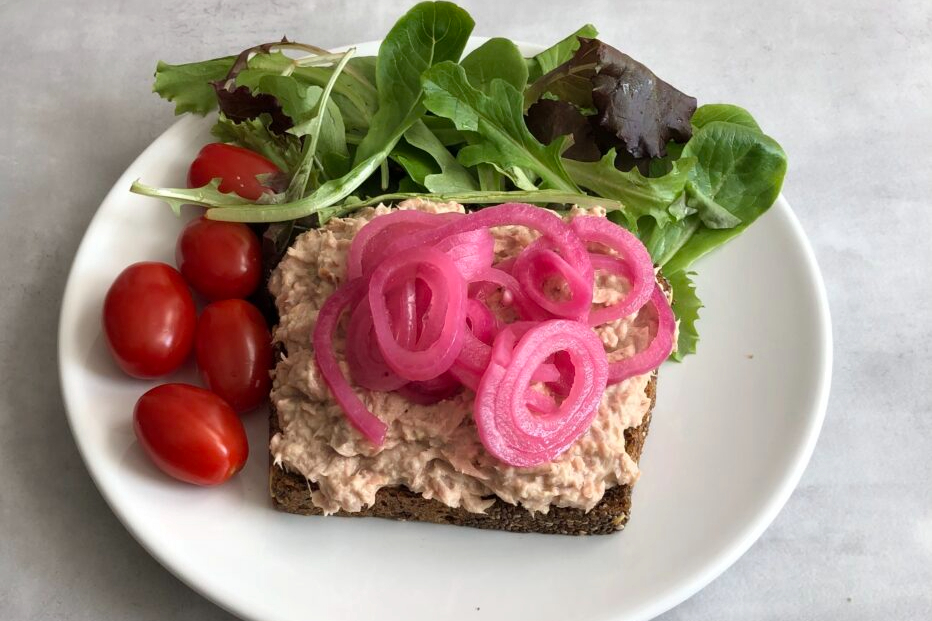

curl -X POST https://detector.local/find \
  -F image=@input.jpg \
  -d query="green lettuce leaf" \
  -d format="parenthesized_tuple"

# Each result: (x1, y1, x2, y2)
(403, 120, 479, 192)
(353, 1, 474, 165)
(239, 51, 378, 135)
(526, 24, 598, 82)
(461, 37, 528, 93)
(153, 56, 235, 115)
(422, 61, 579, 192)
(691, 103, 761, 131)
(682, 121, 787, 229)
(563, 151, 695, 229)
(666, 270, 702, 361)
(390, 141, 437, 188)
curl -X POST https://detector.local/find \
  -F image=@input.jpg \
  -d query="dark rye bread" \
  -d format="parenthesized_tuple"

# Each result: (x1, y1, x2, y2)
(269, 374, 657, 536)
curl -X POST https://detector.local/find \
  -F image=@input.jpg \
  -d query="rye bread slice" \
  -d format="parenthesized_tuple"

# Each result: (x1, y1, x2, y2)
(269, 374, 656, 536)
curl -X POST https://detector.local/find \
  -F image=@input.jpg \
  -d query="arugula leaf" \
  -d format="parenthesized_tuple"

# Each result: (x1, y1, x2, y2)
(285, 49, 355, 198)
(563, 151, 694, 229)
(666, 270, 702, 361)
(129, 181, 626, 222)
(682, 121, 787, 229)
(526, 24, 598, 82)
(137, 2, 472, 225)
(250, 75, 323, 130)
(461, 38, 528, 93)
(421, 115, 466, 146)
(422, 61, 579, 192)
(337, 189, 628, 213)
(231, 51, 376, 137)
(353, 1, 474, 165)
(130, 179, 251, 216)
(390, 141, 437, 188)
(691, 103, 761, 131)
(211, 113, 302, 173)
(476, 164, 505, 191)
(403, 120, 479, 192)
(216, 147, 393, 222)
(153, 57, 235, 115)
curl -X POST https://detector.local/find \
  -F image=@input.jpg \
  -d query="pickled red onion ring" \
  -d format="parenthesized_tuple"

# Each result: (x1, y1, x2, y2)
(384, 203, 594, 293)
(368, 247, 466, 381)
(607, 285, 676, 385)
(571, 215, 654, 318)
(386, 280, 417, 349)
(434, 229, 495, 281)
(586, 254, 643, 326)
(464, 298, 498, 344)
(469, 267, 543, 320)
(395, 372, 462, 405)
(348, 210, 461, 279)
(312, 280, 387, 445)
(474, 320, 608, 467)
(315, 205, 673, 455)
(346, 297, 407, 391)
(513, 240, 592, 320)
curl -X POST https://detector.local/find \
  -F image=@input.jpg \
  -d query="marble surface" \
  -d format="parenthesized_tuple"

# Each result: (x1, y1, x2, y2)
(2, 0, 930, 619)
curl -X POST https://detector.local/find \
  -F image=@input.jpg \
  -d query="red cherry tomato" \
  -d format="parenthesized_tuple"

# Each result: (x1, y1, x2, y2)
(175, 216, 262, 301)
(187, 143, 279, 201)
(134, 383, 248, 486)
(102, 262, 196, 379)
(195, 299, 273, 412)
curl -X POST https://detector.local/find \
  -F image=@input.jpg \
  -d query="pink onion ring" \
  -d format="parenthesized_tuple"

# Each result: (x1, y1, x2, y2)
(586, 253, 643, 326)
(368, 247, 466, 381)
(607, 285, 676, 385)
(469, 267, 544, 320)
(385, 280, 417, 349)
(571, 215, 654, 318)
(312, 280, 387, 445)
(345, 297, 407, 392)
(395, 372, 462, 405)
(348, 210, 461, 279)
(513, 239, 592, 320)
(434, 228, 495, 281)
(384, 203, 594, 296)
(464, 298, 499, 344)
(474, 320, 608, 467)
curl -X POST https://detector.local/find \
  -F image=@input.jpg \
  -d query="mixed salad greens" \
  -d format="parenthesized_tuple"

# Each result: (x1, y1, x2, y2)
(132, 1, 787, 360)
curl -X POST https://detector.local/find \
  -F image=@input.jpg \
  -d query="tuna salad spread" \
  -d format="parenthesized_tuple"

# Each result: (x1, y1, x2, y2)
(269, 199, 660, 515)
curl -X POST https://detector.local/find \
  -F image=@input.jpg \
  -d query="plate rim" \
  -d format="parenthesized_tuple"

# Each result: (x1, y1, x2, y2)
(57, 37, 833, 621)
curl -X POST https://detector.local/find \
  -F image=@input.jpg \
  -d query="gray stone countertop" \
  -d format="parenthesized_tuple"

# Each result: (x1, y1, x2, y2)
(1, 0, 930, 619)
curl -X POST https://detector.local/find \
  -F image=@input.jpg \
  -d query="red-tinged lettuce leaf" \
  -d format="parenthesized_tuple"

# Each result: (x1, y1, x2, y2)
(586, 38, 696, 158)
(212, 84, 293, 133)
(525, 99, 601, 161)
(526, 38, 697, 160)
(525, 99, 656, 175)
(209, 38, 301, 134)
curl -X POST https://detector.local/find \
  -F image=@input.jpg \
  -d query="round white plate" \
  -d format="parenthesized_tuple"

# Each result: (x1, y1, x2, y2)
(59, 38, 831, 621)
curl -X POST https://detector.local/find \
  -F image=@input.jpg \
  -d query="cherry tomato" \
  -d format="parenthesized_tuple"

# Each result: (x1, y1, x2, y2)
(175, 216, 262, 301)
(102, 262, 196, 379)
(195, 299, 273, 412)
(134, 383, 248, 486)
(187, 143, 279, 200)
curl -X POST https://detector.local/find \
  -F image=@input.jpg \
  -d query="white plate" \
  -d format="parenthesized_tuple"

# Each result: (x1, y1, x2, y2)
(58, 38, 832, 621)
